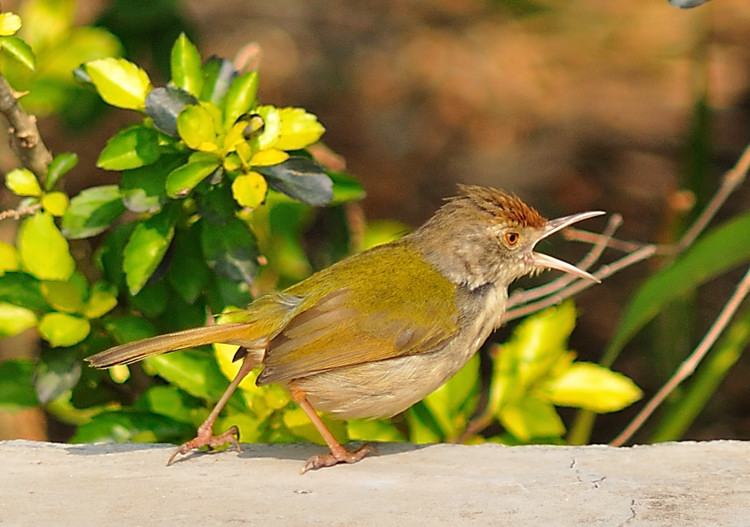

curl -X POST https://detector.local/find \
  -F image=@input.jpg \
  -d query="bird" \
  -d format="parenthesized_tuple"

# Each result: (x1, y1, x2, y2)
(87, 185, 603, 472)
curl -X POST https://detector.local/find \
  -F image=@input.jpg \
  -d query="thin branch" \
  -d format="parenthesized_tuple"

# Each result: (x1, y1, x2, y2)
(0, 74, 52, 183)
(0, 202, 41, 221)
(610, 264, 750, 447)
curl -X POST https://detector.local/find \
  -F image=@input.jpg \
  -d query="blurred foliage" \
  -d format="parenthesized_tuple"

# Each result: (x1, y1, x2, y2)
(0, 6, 643, 452)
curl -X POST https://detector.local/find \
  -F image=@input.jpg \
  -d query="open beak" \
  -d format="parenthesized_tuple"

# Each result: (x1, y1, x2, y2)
(532, 210, 605, 283)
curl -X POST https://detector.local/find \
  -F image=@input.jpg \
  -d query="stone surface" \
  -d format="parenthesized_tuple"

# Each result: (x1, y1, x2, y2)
(2, 440, 749, 525)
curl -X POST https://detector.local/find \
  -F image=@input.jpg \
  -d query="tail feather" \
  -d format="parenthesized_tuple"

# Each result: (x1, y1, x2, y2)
(87, 323, 260, 368)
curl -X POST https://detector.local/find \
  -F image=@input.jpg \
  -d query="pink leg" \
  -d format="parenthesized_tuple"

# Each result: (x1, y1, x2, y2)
(166, 355, 256, 465)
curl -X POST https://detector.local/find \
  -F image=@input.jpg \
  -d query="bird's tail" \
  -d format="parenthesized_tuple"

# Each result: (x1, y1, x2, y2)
(86, 323, 259, 368)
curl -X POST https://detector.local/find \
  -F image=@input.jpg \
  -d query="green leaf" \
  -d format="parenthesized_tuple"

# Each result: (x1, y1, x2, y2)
(120, 156, 182, 213)
(200, 217, 259, 284)
(205, 276, 253, 314)
(257, 156, 333, 206)
(129, 278, 169, 318)
(62, 185, 125, 239)
(543, 362, 642, 413)
(347, 418, 406, 442)
(145, 349, 229, 402)
(275, 107, 325, 150)
(19, 212, 75, 280)
(282, 406, 346, 446)
(85, 57, 152, 110)
(45, 152, 78, 191)
(606, 212, 750, 366)
(38, 312, 90, 347)
(123, 203, 179, 295)
(499, 394, 566, 441)
(171, 33, 203, 97)
(177, 104, 219, 151)
(200, 57, 235, 105)
(0, 13, 22, 36)
(5, 168, 41, 196)
(145, 86, 198, 137)
(223, 71, 258, 129)
(0, 35, 35, 71)
(95, 222, 135, 289)
(329, 171, 366, 205)
(0, 360, 39, 411)
(165, 153, 221, 198)
(231, 171, 268, 209)
(0, 301, 37, 337)
(97, 125, 161, 170)
(33, 348, 81, 404)
(0, 272, 50, 311)
(137, 385, 201, 425)
(71, 409, 193, 444)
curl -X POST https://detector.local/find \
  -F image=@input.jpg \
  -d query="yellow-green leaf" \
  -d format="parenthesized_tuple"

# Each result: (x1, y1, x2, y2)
(41, 280, 84, 314)
(231, 171, 268, 209)
(177, 104, 219, 151)
(0, 302, 37, 337)
(18, 212, 75, 281)
(248, 149, 288, 167)
(38, 312, 90, 347)
(85, 58, 152, 110)
(0, 241, 19, 274)
(275, 107, 325, 150)
(0, 13, 22, 36)
(83, 282, 118, 319)
(6, 168, 41, 196)
(499, 395, 565, 441)
(41, 192, 68, 216)
(170, 33, 203, 97)
(543, 362, 642, 413)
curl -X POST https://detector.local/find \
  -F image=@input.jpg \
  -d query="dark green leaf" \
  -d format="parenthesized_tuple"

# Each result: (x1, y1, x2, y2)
(95, 222, 136, 289)
(136, 385, 201, 424)
(0, 272, 50, 311)
(45, 152, 78, 191)
(123, 203, 179, 295)
(167, 228, 211, 303)
(206, 275, 253, 313)
(145, 349, 229, 401)
(104, 316, 158, 345)
(62, 185, 126, 239)
(165, 153, 220, 198)
(200, 217, 259, 284)
(128, 279, 169, 318)
(0, 360, 39, 411)
(257, 156, 333, 206)
(606, 211, 750, 365)
(97, 125, 161, 170)
(170, 33, 203, 98)
(195, 180, 236, 225)
(145, 86, 198, 137)
(200, 57, 236, 105)
(71, 409, 193, 444)
(120, 156, 183, 213)
(33, 348, 81, 404)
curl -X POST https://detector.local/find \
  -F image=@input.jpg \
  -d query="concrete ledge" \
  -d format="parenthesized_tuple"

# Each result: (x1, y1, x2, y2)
(3, 439, 749, 525)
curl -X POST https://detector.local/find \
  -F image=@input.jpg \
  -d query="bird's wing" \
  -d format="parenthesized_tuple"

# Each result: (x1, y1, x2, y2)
(257, 262, 460, 385)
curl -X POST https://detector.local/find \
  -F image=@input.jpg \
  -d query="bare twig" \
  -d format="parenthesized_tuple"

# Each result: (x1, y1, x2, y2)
(0, 202, 42, 221)
(0, 74, 52, 184)
(610, 265, 750, 447)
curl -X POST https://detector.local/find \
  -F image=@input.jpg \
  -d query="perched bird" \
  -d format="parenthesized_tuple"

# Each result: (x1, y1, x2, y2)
(87, 185, 603, 472)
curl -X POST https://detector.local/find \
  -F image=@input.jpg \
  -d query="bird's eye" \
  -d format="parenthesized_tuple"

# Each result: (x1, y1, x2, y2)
(505, 232, 519, 246)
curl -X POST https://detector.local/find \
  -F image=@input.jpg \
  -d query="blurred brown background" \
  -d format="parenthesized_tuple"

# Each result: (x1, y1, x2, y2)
(2, 0, 750, 443)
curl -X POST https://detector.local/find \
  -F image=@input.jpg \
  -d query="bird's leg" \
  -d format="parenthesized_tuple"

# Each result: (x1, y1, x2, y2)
(166, 354, 256, 466)
(291, 387, 374, 473)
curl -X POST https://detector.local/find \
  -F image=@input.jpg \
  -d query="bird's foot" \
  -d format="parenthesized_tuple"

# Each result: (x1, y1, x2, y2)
(166, 425, 241, 466)
(301, 443, 375, 474)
